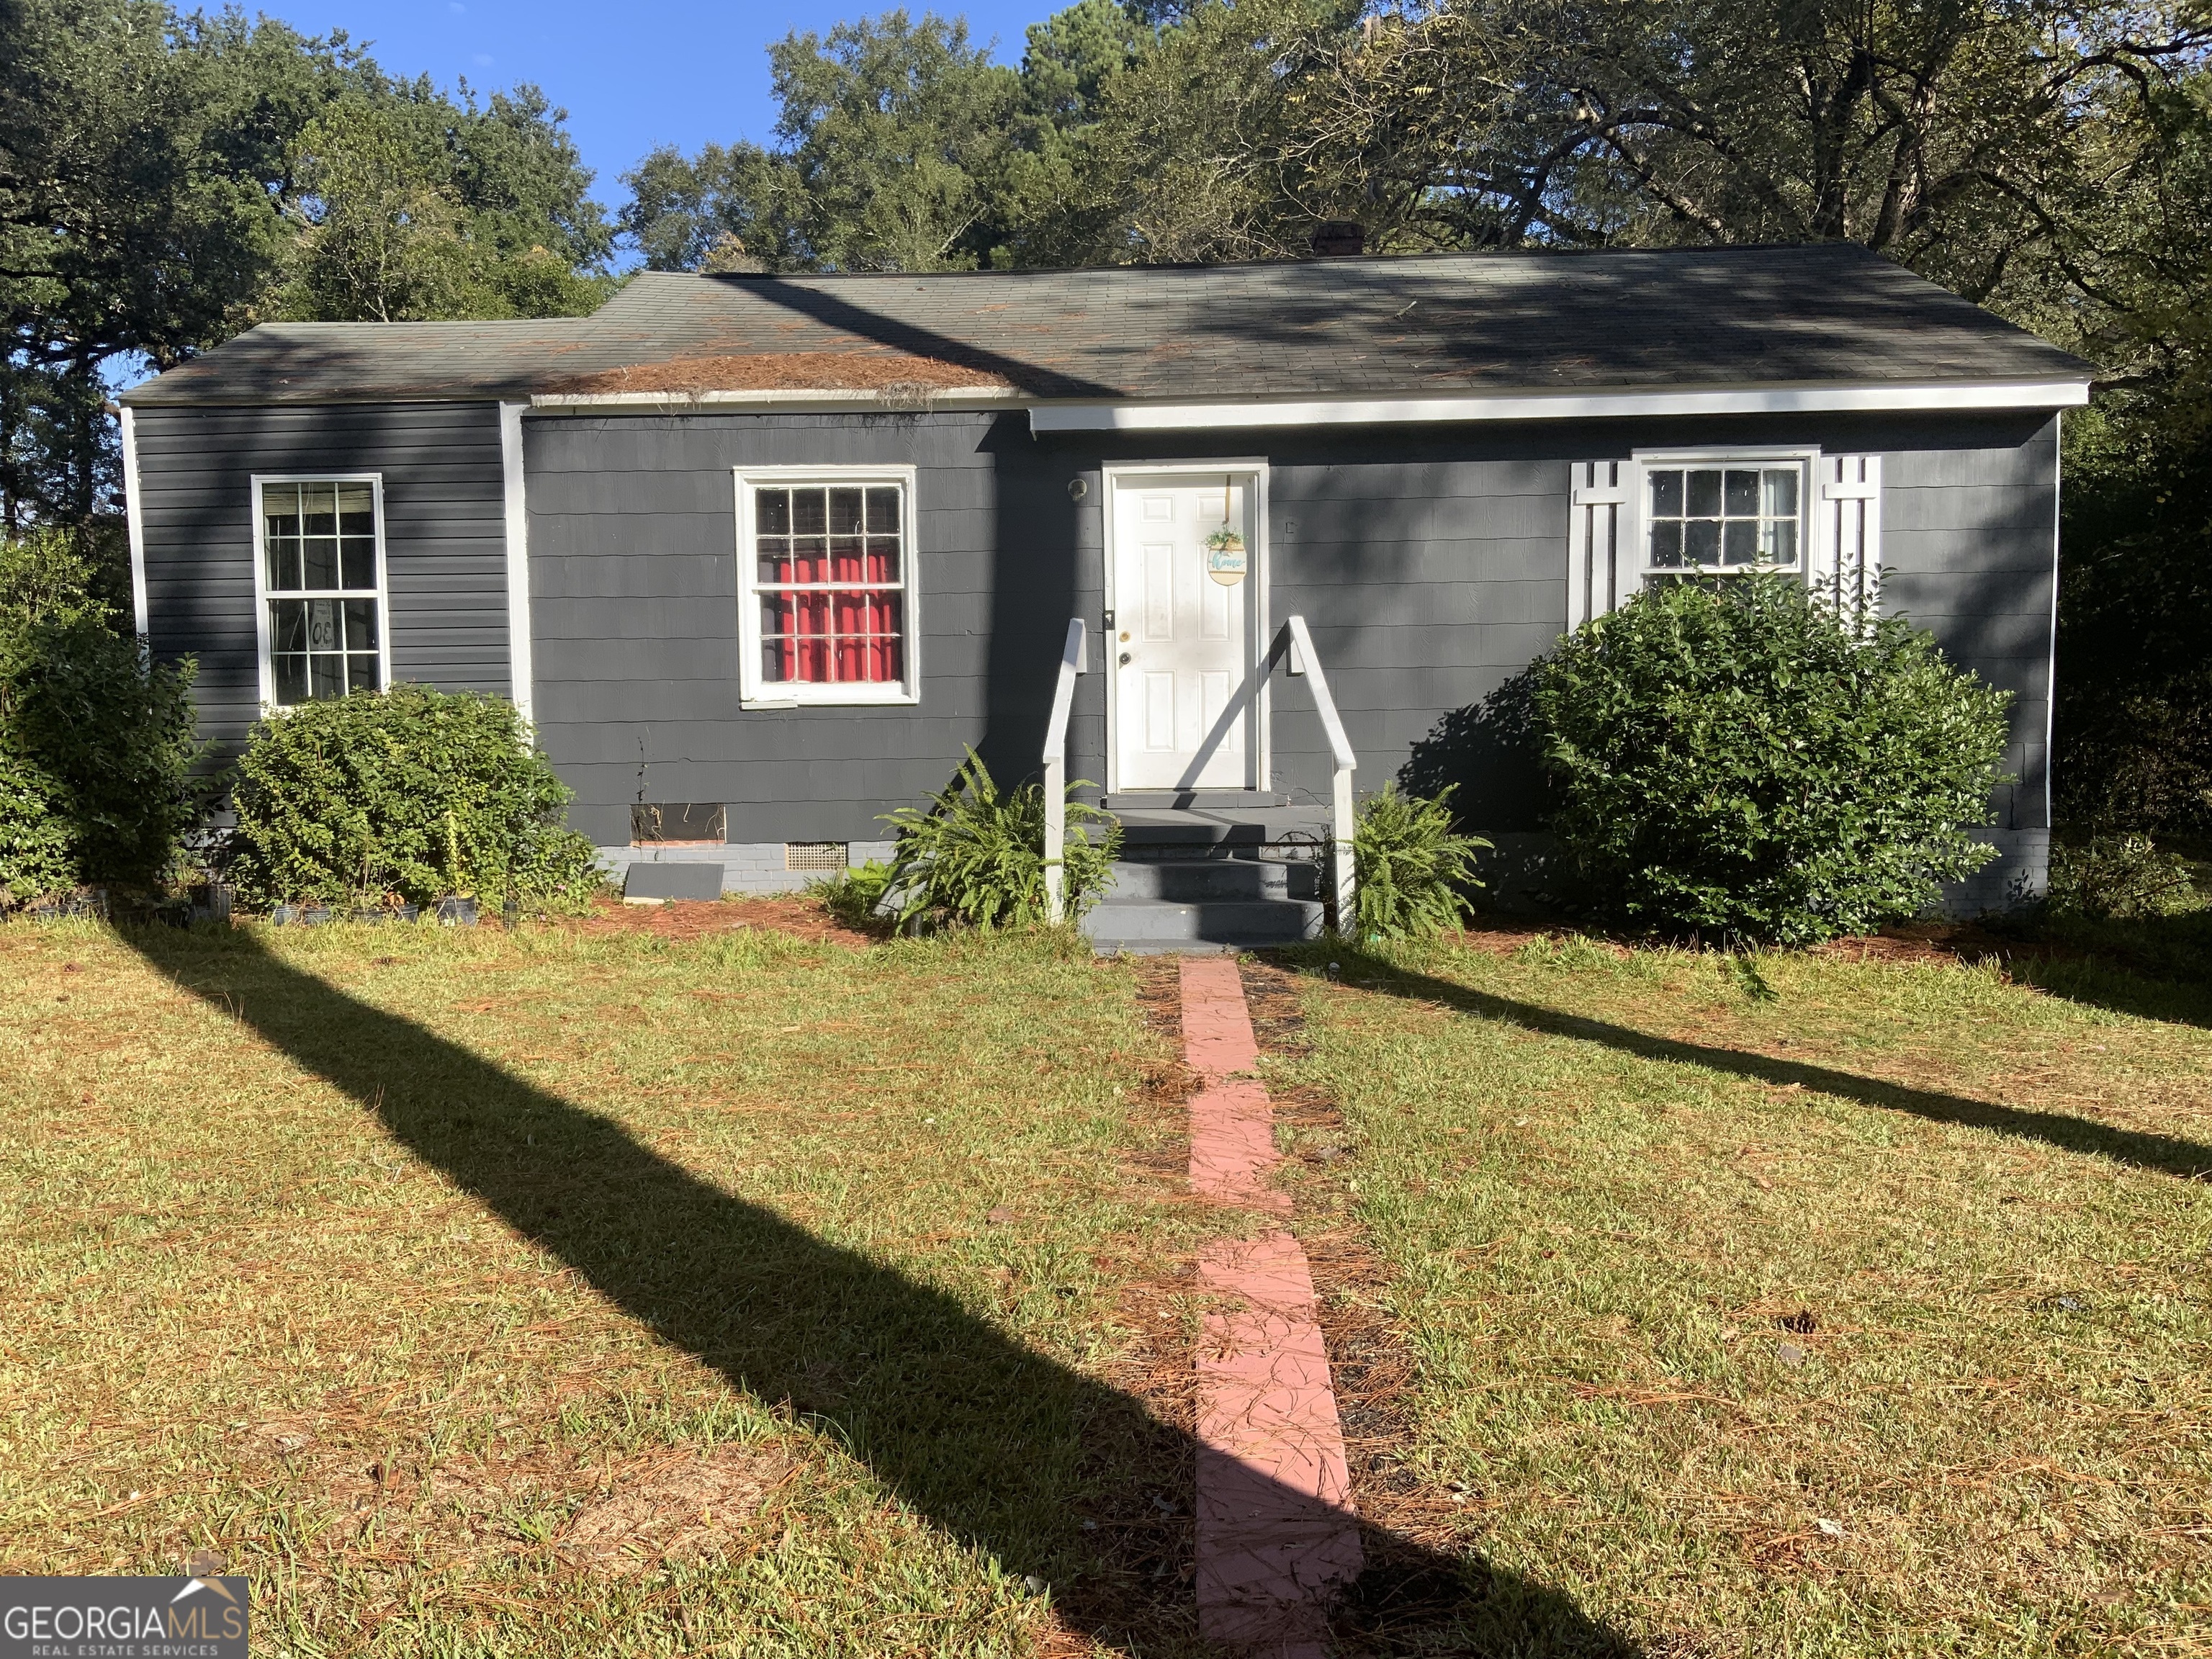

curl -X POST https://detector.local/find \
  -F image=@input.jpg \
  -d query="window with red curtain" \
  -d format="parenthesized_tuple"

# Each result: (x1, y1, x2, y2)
(753, 484, 907, 688)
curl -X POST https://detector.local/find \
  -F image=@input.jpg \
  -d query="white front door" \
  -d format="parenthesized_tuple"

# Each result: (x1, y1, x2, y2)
(1110, 471, 1257, 791)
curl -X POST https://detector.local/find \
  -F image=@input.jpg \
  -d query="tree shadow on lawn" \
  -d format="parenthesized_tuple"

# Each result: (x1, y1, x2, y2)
(1989, 909, 2212, 1033)
(1287, 946, 2212, 1183)
(125, 926, 1642, 1658)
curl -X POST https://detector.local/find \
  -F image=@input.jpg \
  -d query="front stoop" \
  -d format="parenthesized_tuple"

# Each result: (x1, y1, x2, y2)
(1082, 810, 1329, 953)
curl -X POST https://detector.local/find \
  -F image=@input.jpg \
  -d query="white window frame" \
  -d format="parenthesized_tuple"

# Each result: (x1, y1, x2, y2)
(1629, 446, 1821, 585)
(734, 463, 922, 709)
(250, 472, 393, 711)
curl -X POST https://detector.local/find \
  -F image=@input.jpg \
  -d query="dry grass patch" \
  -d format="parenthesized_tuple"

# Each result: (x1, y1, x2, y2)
(1268, 932, 2212, 1657)
(0, 914, 1221, 1657)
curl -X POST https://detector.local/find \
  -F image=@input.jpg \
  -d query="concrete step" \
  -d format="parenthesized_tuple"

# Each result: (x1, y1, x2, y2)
(1102, 790, 1291, 810)
(1117, 819, 1269, 853)
(1103, 858, 1317, 902)
(1080, 896, 1326, 953)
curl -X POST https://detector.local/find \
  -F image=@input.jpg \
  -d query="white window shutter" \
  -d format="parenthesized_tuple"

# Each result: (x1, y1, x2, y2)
(1815, 455, 1881, 624)
(1569, 461, 1635, 629)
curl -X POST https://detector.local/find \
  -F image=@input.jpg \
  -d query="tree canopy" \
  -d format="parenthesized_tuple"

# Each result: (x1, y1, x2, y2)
(0, 0, 612, 536)
(620, 0, 2200, 841)
(271, 81, 616, 323)
(6, 0, 2208, 837)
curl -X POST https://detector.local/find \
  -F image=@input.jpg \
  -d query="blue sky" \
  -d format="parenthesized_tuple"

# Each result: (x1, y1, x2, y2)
(262, 0, 1053, 237)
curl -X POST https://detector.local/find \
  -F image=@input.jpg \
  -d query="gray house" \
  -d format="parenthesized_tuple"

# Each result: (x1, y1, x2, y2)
(121, 245, 2090, 946)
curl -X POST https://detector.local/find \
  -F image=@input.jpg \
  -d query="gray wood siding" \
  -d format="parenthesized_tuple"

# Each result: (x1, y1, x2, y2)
(1066, 413, 2056, 840)
(132, 395, 2057, 888)
(1879, 422, 2057, 835)
(528, 408, 2056, 866)
(525, 411, 1089, 848)
(133, 403, 511, 755)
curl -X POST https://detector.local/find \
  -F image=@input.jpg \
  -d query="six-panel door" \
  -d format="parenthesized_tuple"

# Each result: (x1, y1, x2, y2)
(1110, 472, 1256, 791)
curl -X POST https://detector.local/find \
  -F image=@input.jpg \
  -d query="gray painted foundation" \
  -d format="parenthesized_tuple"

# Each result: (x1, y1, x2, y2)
(599, 840, 899, 895)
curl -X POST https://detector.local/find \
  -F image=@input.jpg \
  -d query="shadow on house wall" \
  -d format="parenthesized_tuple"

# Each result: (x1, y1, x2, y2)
(1399, 667, 1570, 914)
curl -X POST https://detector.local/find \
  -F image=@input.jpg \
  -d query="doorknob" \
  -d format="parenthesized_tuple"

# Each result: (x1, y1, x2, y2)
(1118, 652, 1132, 666)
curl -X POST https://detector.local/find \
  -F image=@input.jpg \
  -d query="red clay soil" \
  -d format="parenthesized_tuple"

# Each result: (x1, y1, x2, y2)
(565, 893, 876, 948)
(547, 352, 1011, 397)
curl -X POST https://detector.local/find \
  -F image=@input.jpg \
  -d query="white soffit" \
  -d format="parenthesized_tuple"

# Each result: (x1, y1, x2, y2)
(1026, 379, 2092, 433)
(529, 386, 1022, 411)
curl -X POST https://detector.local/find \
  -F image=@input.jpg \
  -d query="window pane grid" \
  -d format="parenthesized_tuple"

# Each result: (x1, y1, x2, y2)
(1645, 466, 1800, 571)
(752, 483, 909, 688)
(262, 480, 382, 708)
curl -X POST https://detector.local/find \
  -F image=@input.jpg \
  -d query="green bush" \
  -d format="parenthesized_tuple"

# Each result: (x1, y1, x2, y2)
(1529, 575, 2012, 945)
(0, 752, 76, 901)
(808, 858, 896, 930)
(225, 683, 603, 909)
(882, 750, 1119, 932)
(1352, 782, 1490, 938)
(0, 530, 210, 905)
(2047, 833, 2203, 920)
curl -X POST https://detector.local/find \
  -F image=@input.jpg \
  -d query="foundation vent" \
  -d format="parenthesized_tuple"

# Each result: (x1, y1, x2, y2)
(784, 842, 850, 871)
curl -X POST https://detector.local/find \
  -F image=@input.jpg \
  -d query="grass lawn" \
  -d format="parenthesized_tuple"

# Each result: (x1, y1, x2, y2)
(1269, 930, 2212, 1656)
(9, 902, 2211, 1658)
(0, 912, 1224, 1657)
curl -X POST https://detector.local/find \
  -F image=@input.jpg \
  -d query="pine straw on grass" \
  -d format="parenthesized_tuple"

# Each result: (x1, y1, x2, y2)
(1258, 931, 2212, 1658)
(1242, 961, 1527, 1653)
(569, 891, 879, 948)
(0, 914, 1228, 1658)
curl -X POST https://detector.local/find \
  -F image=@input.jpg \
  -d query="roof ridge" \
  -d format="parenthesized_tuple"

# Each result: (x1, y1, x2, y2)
(644, 240, 1889, 287)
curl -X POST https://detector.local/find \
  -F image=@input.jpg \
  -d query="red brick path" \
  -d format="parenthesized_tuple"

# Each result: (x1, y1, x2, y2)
(1178, 958, 1361, 1657)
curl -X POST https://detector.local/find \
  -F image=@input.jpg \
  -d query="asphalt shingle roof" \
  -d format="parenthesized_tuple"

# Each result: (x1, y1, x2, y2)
(122, 244, 2090, 409)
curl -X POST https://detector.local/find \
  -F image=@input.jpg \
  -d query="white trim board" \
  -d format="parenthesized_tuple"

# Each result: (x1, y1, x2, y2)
(1029, 379, 2091, 433)
(530, 387, 1022, 413)
(2045, 409, 2062, 837)
(121, 407, 149, 637)
(499, 402, 535, 727)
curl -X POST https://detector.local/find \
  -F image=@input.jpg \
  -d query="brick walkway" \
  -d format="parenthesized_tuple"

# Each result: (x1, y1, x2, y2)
(1178, 958, 1361, 1657)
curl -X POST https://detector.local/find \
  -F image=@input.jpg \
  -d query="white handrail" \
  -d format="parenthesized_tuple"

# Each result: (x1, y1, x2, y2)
(1282, 615, 1357, 932)
(1042, 617, 1088, 925)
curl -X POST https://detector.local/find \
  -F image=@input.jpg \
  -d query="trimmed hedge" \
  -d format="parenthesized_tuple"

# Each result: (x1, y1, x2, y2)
(225, 683, 602, 908)
(1530, 575, 2012, 944)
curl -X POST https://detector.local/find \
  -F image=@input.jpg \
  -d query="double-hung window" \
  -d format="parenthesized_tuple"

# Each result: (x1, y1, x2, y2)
(737, 467, 918, 706)
(1572, 449, 1876, 629)
(1643, 459, 1804, 576)
(255, 477, 387, 706)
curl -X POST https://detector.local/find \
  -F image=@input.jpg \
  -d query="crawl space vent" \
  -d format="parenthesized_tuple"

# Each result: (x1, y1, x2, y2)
(784, 842, 849, 871)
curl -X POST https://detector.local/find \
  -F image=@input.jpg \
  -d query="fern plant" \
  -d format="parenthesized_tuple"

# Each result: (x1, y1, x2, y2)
(881, 750, 1120, 932)
(807, 858, 897, 930)
(1352, 782, 1489, 938)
